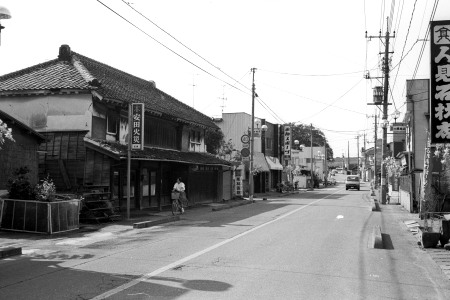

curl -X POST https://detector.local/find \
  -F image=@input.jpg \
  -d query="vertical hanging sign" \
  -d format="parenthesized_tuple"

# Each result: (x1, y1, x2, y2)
(131, 103, 145, 150)
(430, 20, 450, 144)
(284, 125, 291, 158)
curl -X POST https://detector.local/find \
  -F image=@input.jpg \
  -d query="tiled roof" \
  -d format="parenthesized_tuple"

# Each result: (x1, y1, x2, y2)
(84, 137, 232, 167)
(0, 45, 218, 129)
(0, 60, 89, 91)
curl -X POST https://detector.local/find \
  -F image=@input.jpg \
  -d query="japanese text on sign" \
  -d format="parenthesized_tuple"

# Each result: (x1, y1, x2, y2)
(235, 176, 243, 196)
(430, 21, 450, 143)
(131, 103, 145, 150)
(284, 125, 291, 158)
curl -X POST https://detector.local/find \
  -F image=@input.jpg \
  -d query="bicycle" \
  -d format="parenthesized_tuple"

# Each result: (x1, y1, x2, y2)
(171, 191, 184, 215)
(172, 198, 184, 215)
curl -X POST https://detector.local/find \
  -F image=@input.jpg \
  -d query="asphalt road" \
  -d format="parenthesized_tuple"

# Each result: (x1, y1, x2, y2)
(2, 179, 450, 299)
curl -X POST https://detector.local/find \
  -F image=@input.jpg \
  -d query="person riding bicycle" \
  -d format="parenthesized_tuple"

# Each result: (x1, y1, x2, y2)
(172, 177, 186, 214)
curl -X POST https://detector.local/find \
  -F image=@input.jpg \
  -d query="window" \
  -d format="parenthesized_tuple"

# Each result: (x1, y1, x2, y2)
(190, 130, 201, 144)
(190, 130, 202, 151)
(144, 116, 177, 149)
(107, 113, 118, 134)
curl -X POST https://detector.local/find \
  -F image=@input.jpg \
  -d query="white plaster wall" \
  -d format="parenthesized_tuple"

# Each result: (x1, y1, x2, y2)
(0, 94, 92, 133)
(399, 189, 412, 212)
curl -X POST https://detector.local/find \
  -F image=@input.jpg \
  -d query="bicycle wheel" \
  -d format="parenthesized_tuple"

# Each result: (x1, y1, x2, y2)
(172, 200, 180, 215)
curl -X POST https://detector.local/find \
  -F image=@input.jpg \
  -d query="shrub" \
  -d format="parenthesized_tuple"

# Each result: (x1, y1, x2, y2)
(7, 167, 35, 200)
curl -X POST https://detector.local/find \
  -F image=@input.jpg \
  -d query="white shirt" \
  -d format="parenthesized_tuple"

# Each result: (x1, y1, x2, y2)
(173, 182, 185, 192)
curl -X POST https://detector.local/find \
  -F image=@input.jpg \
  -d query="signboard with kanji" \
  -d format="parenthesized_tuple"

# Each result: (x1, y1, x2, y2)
(131, 103, 145, 150)
(284, 125, 291, 158)
(235, 175, 243, 196)
(430, 20, 450, 144)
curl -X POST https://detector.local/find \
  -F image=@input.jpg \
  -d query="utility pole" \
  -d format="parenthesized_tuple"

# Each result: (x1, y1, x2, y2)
(219, 86, 227, 114)
(310, 124, 314, 190)
(366, 18, 395, 204)
(363, 133, 367, 181)
(374, 114, 378, 189)
(249, 68, 256, 201)
(347, 140, 350, 174)
(356, 135, 360, 177)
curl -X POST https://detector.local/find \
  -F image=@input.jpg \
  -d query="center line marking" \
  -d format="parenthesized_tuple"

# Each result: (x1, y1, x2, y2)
(92, 189, 342, 299)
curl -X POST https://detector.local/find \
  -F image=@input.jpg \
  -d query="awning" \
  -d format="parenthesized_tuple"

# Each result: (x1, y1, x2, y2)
(265, 156, 283, 171)
(253, 152, 270, 172)
(84, 137, 232, 167)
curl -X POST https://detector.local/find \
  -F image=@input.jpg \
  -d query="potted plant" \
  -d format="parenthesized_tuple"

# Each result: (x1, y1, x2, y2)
(34, 175, 56, 202)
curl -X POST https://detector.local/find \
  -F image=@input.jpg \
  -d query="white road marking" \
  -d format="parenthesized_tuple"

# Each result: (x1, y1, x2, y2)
(92, 189, 343, 299)
(337, 215, 344, 219)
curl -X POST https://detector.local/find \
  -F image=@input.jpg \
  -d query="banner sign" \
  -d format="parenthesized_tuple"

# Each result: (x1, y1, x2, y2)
(131, 103, 145, 150)
(430, 20, 450, 144)
(235, 175, 243, 196)
(284, 126, 291, 158)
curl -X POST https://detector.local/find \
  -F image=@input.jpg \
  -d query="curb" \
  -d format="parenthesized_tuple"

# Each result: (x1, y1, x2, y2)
(0, 247, 22, 259)
(372, 199, 381, 211)
(368, 225, 383, 249)
(133, 215, 180, 229)
(211, 200, 254, 211)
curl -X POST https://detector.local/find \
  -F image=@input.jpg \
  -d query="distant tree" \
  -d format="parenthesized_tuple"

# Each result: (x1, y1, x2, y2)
(0, 118, 14, 149)
(205, 128, 225, 155)
(287, 122, 334, 159)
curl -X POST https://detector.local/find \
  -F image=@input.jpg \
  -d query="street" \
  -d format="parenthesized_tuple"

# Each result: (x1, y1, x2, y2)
(2, 180, 450, 299)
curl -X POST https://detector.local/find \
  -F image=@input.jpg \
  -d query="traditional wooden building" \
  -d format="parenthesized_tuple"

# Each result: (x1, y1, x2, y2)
(0, 110, 45, 190)
(0, 45, 231, 210)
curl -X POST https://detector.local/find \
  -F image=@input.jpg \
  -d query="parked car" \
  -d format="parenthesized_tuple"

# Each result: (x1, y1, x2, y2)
(345, 175, 360, 190)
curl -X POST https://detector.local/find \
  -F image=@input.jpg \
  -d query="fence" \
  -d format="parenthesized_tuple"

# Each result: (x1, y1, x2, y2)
(0, 198, 81, 234)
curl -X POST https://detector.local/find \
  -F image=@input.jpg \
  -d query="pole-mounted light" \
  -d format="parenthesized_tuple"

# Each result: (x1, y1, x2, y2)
(0, 6, 12, 46)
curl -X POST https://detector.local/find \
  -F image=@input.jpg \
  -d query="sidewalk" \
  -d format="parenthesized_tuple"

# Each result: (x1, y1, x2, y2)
(371, 187, 450, 280)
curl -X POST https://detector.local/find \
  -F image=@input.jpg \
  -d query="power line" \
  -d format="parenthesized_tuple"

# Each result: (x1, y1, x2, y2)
(299, 77, 365, 122)
(391, 0, 418, 109)
(120, 0, 251, 93)
(95, 0, 248, 95)
(412, 0, 439, 80)
(258, 69, 365, 77)
(256, 79, 367, 117)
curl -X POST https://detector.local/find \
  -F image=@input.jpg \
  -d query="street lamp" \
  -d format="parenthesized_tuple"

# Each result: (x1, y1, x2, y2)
(294, 140, 305, 151)
(0, 6, 12, 46)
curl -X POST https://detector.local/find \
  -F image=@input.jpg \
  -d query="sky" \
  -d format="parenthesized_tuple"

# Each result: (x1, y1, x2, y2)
(1, 0, 449, 157)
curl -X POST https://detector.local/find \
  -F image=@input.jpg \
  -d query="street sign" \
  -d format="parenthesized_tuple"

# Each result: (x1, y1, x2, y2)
(242, 143, 249, 148)
(241, 134, 250, 143)
(284, 126, 291, 158)
(241, 148, 250, 157)
(131, 103, 145, 150)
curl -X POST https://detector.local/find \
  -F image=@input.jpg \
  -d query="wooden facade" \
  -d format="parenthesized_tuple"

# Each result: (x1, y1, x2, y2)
(0, 112, 45, 190)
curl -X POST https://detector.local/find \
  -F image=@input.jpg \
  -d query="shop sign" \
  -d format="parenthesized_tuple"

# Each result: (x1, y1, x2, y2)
(284, 125, 291, 158)
(430, 20, 450, 144)
(131, 103, 145, 150)
(235, 176, 243, 196)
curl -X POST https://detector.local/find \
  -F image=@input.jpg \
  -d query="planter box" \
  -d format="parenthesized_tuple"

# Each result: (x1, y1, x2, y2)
(0, 198, 81, 234)
(419, 228, 441, 248)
